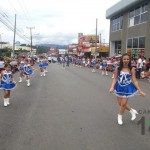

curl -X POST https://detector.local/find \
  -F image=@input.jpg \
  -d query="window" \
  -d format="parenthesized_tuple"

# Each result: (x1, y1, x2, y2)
(140, 12, 148, 23)
(129, 10, 134, 18)
(139, 37, 145, 48)
(127, 37, 145, 58)
(129, 3, 148, 27)
(134, 15, 140, 25)
(127, 37, 145, 49)
(111, 16, 123, 32)
(115, 41, 121, 55)
(127, 39, 132, 48)
(133, 38, 138, 48)
(135, 7, 140, 16)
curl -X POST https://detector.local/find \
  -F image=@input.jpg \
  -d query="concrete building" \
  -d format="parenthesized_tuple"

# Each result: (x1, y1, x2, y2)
(106, 0, 150, 58)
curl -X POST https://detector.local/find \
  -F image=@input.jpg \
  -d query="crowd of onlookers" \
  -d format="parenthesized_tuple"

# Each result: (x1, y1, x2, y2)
(0, 54, 150, 81)
(57, 55, 150, 81)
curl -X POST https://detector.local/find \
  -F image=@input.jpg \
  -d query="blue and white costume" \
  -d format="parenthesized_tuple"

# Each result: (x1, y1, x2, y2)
(19, 61, 25, 72)
(39, 59, 44, 68)
(112, 62, 118, 71)
(114, 71, 138, 98)
(43, 59, 49, 67)
(0, 71, 16, 90)
(24, 64, 33, 75)
(102, 59, 107, 69)
(91, 59, 96, 67)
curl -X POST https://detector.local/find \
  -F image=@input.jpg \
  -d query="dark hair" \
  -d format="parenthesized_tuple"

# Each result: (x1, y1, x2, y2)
(118, 53, 132, 74)
(4, 63, 11, 68)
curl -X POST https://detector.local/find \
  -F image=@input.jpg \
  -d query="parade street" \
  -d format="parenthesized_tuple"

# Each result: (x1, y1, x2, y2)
(0, 64, 149, 150)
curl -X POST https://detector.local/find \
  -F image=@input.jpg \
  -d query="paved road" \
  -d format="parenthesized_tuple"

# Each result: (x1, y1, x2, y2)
(0, 63, 149, 150)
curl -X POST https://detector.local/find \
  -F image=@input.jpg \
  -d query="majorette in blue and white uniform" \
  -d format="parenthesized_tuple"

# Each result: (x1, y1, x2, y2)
(114, 71, 138, 98)
(43, 58, 48, 73)
(23, 64, 33, 75)
(39, 59, 44, 68)
(112, 61, 119, 71)
(0, 71, 16, 90)
(102, 59, 107, 69)
(19, 60, 25, 72)
(43, 58, 48, 67)
(91, 59, 96, 67)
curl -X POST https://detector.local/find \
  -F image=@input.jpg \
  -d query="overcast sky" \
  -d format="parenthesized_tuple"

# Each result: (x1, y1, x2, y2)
(0, 0, 120, 45)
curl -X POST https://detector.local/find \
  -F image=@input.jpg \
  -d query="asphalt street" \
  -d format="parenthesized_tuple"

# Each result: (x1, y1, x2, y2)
(0, 63, 149, 150)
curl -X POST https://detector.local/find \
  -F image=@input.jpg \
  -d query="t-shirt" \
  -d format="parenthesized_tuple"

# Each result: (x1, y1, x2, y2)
(137, 58, 143, 69)
(0, 61, 4, 69)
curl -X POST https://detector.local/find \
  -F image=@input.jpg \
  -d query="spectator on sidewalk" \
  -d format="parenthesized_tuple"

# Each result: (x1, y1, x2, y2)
(136, 56, 143, 79)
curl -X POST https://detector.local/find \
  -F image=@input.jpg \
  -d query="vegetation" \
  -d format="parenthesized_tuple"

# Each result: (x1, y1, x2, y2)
(0, 47, 12, 57)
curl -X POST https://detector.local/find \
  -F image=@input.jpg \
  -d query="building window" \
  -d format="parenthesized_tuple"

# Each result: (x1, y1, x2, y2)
(133, 38, 138, 48)
(127, 39, 132, 48)
(129, 3, 148, 27)
(115, 41, 121, 54)
(111, 16, 123, 32)
(127, 37, 145, 58)
(127, 37, 145, 49)
(139, 37, 145, 48)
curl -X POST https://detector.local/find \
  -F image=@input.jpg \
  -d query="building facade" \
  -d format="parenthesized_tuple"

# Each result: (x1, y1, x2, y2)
(106, 0, 150, 58)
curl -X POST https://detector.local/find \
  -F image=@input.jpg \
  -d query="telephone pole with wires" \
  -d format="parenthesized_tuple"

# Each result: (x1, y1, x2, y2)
(12, 14, 16, 58)
(26, 26, 35, 52)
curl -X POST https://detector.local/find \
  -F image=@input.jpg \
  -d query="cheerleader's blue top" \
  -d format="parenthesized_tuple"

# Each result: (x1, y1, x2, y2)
(24, 64, 33, 75)
(114, 71, 138, 98)
(19, 61, 25, 72)
(39, 59, 44, 68)
(0, 71, 16, 90)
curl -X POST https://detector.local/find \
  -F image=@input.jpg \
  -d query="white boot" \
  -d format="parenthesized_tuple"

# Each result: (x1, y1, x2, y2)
(43, 72, 46, 76)
(27, 79, 30, 87)
(130, 109, 138, 121)
(19, 77, 22, 82)
(6, 98, 10, 105)
(4, 98, 8, 107)
(118, 114, 123, 125)
(112, 74, 114, 78)
(106, 71, 108, 75)
(41, 72, 43, 76)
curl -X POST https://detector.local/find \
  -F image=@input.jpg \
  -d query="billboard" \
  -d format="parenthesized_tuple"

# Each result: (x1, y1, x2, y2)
(59, 49, 68, 55)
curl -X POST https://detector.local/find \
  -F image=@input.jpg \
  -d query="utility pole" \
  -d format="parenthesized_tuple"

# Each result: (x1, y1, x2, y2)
(26, 27, 35, 53)
(0, 33, 3, 49)
(95, 18, 98, 60)
(12, 14, 16, 58)
(99, 33, 101, 57)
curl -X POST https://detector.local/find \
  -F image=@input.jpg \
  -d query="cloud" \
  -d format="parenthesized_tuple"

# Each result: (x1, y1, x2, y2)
(0, 0, 120, 45)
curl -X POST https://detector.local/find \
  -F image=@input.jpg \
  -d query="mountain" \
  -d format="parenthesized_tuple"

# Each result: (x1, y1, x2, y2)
(37, 44, 68, 49)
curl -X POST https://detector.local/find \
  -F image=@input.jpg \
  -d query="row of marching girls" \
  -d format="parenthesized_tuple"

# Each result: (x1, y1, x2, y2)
(38, 55, 48, 76)
(0, 57, 35, 107)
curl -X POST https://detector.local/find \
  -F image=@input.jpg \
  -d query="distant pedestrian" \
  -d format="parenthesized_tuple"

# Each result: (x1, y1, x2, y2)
(109, 53, 146, 125)
(136, 56, 143, 79)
